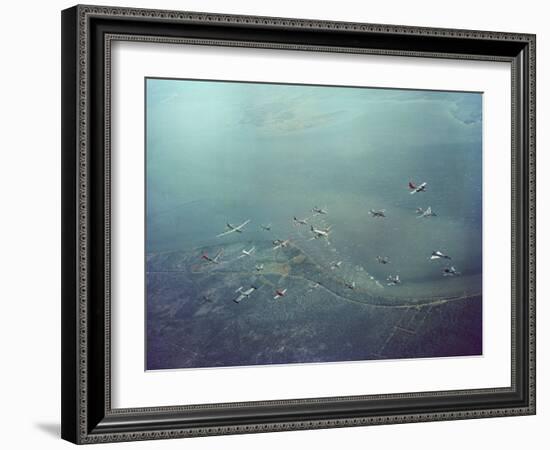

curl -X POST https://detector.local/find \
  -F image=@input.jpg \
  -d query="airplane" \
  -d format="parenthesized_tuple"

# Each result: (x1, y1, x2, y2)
(307, 282, 321, 292)
(201, 249, 223, 264)
(216, 219, 251, 237)
(272, 239, 291, 250)
(409, 181, 427, 194)
(369, 209, 386, 218)
(386, 275, 401, 286)
(443, 266, 461, 277)
(260, 224, 272, 231)
(234, 285, 258, 304)
(310, 225, 332, 242)
(330, 260, 342, 270)
(430, 250, 452, 260)
(312, 206, 328, 215)
(345, 280, 356, 290)
(273, 288, 287, 299)
(255, 263, 264, 272)
(376, 256, 390, 264)
(416, 206, 436, 218)
(238, 246, 255, 258)
(293, 216, 309, 225)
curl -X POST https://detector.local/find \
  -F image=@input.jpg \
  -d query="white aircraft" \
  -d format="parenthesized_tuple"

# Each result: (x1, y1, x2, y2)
(387, 275, 401, 286)
(416, 206, 436, 218)
(260, 224, 272, 231)
(312, 206, 328, 215)
(307, 282, 320, 292)
(409, 181, 427, 194)
(345, 280, 356, 290)
(430, 250, 452, 260)
(272, 239, 290, 250)
(293, 216, 309, 225)
(443, 266, 461, 277)
(238, 246, 255, 258)
(273, 288, 287, 299)
(310, 225, 332, 242)
(216, 219, 251, 237)
(369, 209, 386, 218)
(234, 285, 258, 303)
(201, 249, 223, 264)
(330, 260, 342, 270)
(376, 256, 390, 265)
(255, 263, 264, 272)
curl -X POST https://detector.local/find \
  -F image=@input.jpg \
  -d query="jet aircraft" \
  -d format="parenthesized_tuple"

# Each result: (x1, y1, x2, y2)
(201, 249, 223, 264)
(216, 219, 251, 237)
(312, 206, 328, 215)
(307, 282, 320, 292)
(233, 285, 258, 303)
(416, 206, 436, 218)
(238, 246, 255, 258)
(272, 239, 291, 250)
(443, 266, 461, 276)
(409, 181, 427, 194)
(386, 275, 401, 286)
(310, 225, 332, 242)
(430, 250, 451, 260)
(369, 209, 386, 218)
(273, 288, 287, 299)
(293, 216, 309, 225)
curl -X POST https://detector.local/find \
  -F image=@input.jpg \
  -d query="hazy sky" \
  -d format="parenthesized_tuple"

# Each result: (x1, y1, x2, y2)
(146, 78, 482, 209)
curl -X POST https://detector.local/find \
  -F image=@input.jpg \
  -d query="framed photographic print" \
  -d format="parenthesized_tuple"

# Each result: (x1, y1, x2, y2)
(61, 4, 536, 444)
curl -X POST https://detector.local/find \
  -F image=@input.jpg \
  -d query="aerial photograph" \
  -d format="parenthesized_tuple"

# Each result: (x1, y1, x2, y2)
(145, 77, 483, 370)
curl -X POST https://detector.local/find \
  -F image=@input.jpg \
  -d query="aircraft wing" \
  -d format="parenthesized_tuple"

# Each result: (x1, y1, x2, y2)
(233, 219, 251, 231)
(216, 228, 237, 238)
(234, 294, 245, 303)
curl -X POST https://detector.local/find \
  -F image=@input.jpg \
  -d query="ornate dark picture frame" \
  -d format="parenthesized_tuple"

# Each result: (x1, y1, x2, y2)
(61, 4, 536, 444)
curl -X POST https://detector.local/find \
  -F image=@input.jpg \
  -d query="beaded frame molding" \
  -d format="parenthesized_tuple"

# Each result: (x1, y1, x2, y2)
(61, 4, 536, 444)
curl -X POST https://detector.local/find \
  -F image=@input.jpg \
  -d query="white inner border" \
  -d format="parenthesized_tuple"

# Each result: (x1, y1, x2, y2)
(111, 41, 511, 409)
